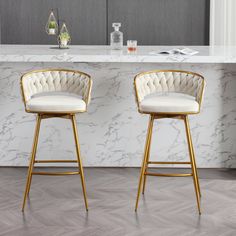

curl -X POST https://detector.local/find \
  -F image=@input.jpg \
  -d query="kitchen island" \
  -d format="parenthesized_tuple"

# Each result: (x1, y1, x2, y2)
(0, 45, 235, 167)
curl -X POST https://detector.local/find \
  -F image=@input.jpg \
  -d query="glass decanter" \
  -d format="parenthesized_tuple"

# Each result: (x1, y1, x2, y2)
(110, 23, 123, 50)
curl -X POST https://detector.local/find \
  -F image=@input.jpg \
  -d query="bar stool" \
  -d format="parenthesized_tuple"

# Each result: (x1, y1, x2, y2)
(20, 69, 92, 211)
(134, 70, 205, 214)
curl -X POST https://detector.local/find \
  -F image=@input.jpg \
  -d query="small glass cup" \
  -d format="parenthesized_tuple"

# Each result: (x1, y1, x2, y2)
(127, 40, 137, 53)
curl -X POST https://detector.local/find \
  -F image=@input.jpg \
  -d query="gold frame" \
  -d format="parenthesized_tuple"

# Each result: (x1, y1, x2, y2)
(134, 70, 205, 215)
(21, 69, 92, 212)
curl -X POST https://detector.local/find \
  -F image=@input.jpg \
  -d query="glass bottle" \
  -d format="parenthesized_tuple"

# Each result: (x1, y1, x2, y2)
(110, 23, 123, 50)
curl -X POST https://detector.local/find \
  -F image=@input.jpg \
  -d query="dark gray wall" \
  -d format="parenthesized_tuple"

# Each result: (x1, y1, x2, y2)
(108, 0, 210, 45)
(0, 11, 2, 43)
(0, 0, 210, 45)
(0, 0, 107, 45)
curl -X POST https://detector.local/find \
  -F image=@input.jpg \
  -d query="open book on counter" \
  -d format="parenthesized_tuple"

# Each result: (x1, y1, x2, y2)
(150, 48, 199, 56)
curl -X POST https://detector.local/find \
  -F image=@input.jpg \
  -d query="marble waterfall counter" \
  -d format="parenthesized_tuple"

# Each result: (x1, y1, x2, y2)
(0, 45, 235, 167)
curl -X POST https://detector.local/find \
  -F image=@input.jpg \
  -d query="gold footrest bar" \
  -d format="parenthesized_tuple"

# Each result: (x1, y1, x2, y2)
(145, 172, 193, 177)
(154, 115, 184, 120)
(148, 161, 191, 165)
(41, 114, 72, 120)
(32, 171, 80, 176)
(34, 160, 78, 163)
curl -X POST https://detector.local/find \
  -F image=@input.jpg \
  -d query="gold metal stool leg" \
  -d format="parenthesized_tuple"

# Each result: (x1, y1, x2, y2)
(135, 115, 154, 211)
(189, 134, 201, 197)
(142, 119, 154, 194)
(22, 114, 41, 211)
(184, 115, 201, 215)
(71, 115, 88, 211)
(27, 116, 42, 196)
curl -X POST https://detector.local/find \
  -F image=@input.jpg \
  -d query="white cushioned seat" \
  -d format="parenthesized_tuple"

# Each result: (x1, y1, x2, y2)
(21, 70, 92, 114)
(26, 92, 86, 113)
(139, 92, 199, 113)
(134, 70, 205, 114)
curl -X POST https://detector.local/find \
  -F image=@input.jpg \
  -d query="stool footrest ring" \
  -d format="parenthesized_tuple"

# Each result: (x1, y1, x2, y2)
(148, 161, 191, 165)
(145, 172, 193, 177)
(34, 160, 78, 163)
(32, 171, 80, 176)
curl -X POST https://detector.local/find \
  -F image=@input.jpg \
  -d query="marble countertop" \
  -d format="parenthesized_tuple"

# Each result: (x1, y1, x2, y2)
(0, 45, 236, 63)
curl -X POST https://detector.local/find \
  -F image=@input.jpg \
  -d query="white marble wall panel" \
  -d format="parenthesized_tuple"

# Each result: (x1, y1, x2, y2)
(0, 62, 235, 167)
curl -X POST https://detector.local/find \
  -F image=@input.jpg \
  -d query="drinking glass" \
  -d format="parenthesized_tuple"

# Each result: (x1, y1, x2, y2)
(127, 40, 137, 52)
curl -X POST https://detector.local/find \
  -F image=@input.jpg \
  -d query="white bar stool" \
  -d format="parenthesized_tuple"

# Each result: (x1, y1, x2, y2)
(20, 69, 92, 211)
(134, 70, 205, 214)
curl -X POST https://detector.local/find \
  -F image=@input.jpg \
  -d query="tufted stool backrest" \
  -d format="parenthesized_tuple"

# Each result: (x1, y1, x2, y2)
(134, 70, 205, 107)
(21, 69, 92, 106)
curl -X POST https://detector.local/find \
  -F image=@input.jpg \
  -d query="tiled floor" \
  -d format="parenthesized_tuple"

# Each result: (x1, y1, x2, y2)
(0, 167, 235, 236)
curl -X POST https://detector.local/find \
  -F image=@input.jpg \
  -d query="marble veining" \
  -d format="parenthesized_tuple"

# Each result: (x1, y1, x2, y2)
(1, 45, 236, 63)
(0, 61, 235, 167)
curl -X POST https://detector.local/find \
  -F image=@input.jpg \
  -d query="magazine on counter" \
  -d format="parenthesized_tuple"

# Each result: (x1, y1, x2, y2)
(150, 48, 199, 56)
